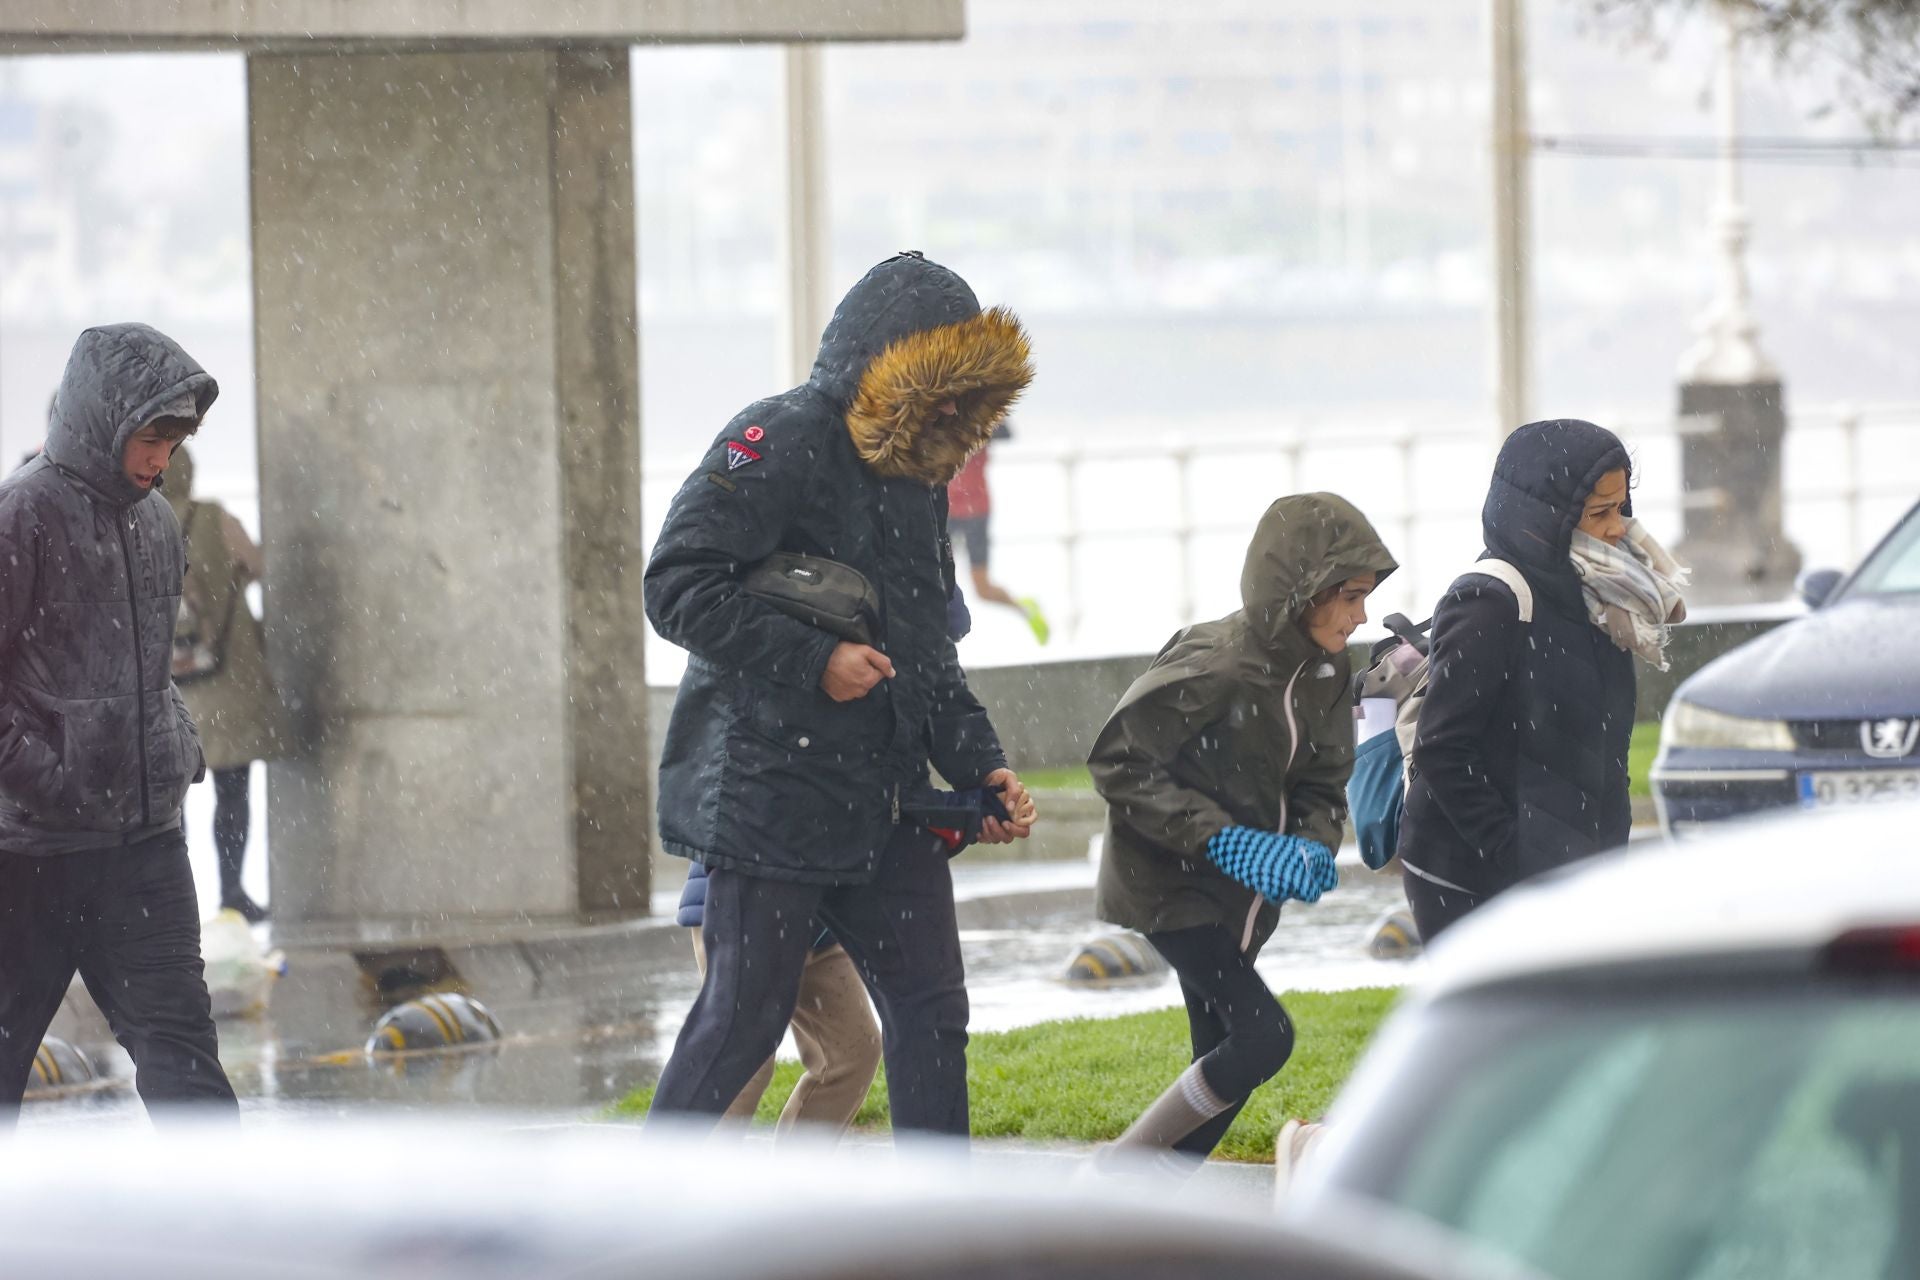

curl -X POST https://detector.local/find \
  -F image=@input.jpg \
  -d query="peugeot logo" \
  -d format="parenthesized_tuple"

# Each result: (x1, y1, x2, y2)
(1861, 718, 1920, 760)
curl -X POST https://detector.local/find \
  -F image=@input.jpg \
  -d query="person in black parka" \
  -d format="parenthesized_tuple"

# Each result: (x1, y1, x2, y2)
(644, 252, 1038, 1139)
(0, 323, 236, 1125)
(1398, 419, 1643, 941)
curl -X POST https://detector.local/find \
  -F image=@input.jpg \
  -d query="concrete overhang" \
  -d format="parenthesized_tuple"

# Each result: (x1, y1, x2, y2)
(0, 0, 965, 54)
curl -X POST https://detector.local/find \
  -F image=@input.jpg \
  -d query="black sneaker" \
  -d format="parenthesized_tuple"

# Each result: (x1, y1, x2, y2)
(222, 893, 270, 925)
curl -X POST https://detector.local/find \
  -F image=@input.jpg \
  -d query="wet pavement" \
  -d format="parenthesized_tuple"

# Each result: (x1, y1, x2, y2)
(20, 858, 1416, 1129)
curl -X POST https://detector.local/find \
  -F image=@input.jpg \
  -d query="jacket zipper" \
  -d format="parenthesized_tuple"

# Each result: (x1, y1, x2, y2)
(880, 488, 897, 818)
(1275, 656, 1307, 834)
(1243, 655, 1311, 954)
(117, 511, 152, 825)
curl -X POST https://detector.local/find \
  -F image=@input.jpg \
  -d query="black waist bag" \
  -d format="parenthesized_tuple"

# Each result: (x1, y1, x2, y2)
(742, 552, 880, 647)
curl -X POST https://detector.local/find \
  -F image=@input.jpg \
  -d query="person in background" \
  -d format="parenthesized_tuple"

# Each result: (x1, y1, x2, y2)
(947, 422, 1050, 644)
(0, 323, 237, 1125)
(164, 446, 293, 923)
(11, 394, 54, 471)
(1398, 419, 1685, 942)
(1087, 493, 1396, 1177)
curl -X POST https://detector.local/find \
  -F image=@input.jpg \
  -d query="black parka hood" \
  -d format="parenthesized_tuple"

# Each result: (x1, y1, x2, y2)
(1239, 492, 1398, 656)
(811, 252, 1033, 488)
(45, 323, 217, 509)
(1483, 418, 1629, 613)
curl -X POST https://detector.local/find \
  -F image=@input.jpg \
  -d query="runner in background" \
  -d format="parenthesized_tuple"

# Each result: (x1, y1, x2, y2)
(947, 421, 1051, 645)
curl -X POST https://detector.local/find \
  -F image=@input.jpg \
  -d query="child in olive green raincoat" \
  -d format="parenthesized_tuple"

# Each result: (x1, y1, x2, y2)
(1088, 493, 1395, 1170)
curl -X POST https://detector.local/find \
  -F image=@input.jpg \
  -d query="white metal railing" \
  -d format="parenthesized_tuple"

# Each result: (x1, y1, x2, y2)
(193, 401, 1915, 675)
(640, 401, 1919, 657)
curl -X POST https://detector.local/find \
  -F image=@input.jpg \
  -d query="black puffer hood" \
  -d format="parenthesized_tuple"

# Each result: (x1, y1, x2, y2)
(44, 323, 218, 508)
(1483, 419, 1630, 611)
(810, 253, 981, 402)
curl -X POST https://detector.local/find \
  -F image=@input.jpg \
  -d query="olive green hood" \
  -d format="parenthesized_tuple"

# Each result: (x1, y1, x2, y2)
(1239, 492, 1399, 656)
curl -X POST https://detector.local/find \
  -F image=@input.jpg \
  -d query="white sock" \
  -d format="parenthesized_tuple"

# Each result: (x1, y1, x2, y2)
(1112, 1061, 1231, 1150)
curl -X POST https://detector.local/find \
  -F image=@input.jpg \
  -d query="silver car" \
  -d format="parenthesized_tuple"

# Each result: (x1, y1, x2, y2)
(1290, 804, 1920, 1280)
(0, 1119, 1528, 1280)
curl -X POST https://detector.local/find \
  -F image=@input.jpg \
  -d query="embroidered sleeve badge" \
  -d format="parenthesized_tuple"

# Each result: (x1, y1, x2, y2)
(724, 441, 762, 471)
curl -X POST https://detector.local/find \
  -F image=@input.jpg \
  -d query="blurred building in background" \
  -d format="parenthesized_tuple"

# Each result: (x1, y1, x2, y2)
(2, 0, 1917, 661)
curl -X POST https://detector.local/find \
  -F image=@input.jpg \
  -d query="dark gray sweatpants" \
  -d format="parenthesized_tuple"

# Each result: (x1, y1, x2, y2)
(0, 828, 237, 1125)
(649, 828, 969, 1138)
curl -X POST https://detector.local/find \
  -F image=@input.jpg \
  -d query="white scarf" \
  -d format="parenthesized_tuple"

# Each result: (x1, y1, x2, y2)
(1569, 520, 1689, 670)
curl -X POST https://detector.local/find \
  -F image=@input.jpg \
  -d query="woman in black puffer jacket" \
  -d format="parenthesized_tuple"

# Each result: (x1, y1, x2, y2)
(1398, 419, 1686, 941)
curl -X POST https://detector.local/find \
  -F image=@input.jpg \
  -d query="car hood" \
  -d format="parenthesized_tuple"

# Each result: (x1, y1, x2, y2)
(1679, 596, 1920, 720)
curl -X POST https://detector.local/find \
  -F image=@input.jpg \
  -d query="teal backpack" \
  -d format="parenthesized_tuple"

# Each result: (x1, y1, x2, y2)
(1347, 560, 1533, 870)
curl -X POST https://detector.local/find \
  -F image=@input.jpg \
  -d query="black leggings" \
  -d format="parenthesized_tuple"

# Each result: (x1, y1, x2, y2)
(213, 766, 250, 896)
(1146, 923, 1295, 1158)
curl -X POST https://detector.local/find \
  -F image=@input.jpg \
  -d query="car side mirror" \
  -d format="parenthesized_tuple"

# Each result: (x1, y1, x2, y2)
(1797, 567, 1843, 609)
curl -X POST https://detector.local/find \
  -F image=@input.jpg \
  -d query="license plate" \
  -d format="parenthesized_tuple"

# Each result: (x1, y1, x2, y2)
(1798, 769, 1920, 809)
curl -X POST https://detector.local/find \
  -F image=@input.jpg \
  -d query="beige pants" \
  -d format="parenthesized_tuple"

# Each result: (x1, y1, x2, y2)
(690, 931, 882, 1138)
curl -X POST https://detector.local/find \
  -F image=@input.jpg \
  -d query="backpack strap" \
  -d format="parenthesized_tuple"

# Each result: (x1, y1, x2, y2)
(1381, 612, 1431, 653)
(1470, 558, 1534, 623)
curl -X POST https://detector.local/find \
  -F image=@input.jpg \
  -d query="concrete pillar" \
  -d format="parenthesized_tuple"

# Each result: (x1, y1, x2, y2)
(551, 50, 652, 916)
(1675, 381, 1799, 604)
(249, 48, 649, 927)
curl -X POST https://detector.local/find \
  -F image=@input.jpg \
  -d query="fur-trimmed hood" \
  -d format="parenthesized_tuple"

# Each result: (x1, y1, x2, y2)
(810, 252, 1033, 488)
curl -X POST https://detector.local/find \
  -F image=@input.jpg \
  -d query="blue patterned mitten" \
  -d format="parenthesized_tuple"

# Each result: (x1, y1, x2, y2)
(1205, 827, 1338, 904)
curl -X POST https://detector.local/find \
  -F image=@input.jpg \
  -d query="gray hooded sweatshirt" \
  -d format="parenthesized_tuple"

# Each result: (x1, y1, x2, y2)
(0, 323, 216, 854)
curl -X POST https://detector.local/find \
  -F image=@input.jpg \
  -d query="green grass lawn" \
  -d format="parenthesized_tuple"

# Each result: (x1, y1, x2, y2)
(610, 986, 1399, 1163)
(1019, 764, 1094, 791)
(1630, 721, 1660, 798)
(1026, 723, 1661, 800)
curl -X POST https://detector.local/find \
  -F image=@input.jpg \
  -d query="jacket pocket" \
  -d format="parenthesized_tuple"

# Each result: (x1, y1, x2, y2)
(0, 696, 65, 813)
(165, 714, 204, 812)
(724, 688, 893, 877)
(144, 693, 202, 817)
(746, 680, 891, 754)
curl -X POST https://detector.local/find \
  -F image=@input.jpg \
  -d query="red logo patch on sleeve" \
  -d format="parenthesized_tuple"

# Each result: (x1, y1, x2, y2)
(743, 425, 766, 443)
(724, 442, 762, 471)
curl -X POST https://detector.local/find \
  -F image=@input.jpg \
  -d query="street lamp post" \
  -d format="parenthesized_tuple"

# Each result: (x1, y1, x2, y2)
(1490, 0, 1531, 437)
(778, 44, 831, 388)
(1674, 5, 1801, 605)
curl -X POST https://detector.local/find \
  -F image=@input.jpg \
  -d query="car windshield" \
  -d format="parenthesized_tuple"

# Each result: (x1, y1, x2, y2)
(1844, 506, 1920, 598)
(1358, 983, 1920, 1280)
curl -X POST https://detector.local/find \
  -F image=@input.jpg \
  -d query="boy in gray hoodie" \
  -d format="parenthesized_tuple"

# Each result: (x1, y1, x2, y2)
(0, 324, 237, 1125)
